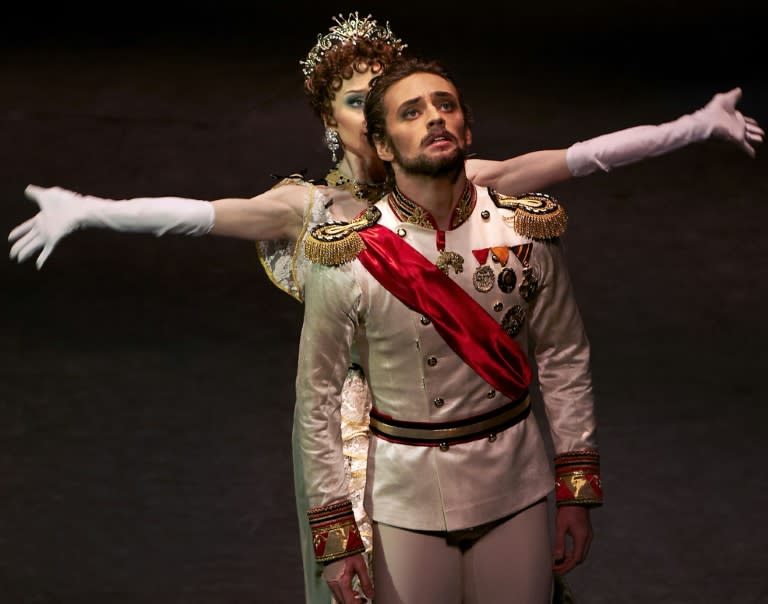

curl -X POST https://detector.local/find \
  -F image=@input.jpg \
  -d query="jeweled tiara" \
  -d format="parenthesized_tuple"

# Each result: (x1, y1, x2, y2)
(300, 12, 407, 79)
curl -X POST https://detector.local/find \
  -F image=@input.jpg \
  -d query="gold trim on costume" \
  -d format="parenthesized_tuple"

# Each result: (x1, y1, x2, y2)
(389, 181, 476, 229)
(369, 395, 530, 442)
(554, 449, 603, 506)
(490, 190, 568, 240)
(308, 500, 366, 563)
(304, 207, 382, 266)
(325, 162, 391, 204)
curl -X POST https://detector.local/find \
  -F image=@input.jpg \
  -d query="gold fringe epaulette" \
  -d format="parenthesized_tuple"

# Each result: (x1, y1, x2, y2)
(304, 206, 381, 266)
(489, 189, 568, 240)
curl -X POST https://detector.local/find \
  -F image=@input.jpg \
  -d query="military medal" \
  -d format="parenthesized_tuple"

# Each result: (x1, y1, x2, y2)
(501, 305, 526, 337)
(432, 226, 464, 275)
(473, 266, 495, 292)
(519, 268, 539, 301)
(497, 268, 517, 293)
(511, 243, 539, 301)
(471, 248, 494, 292)
(436, 250, 464, 275)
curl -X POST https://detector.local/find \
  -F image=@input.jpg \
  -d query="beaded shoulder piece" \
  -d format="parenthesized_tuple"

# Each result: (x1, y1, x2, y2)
(489, 189, 568, 240)
(304, 206, 382, 266)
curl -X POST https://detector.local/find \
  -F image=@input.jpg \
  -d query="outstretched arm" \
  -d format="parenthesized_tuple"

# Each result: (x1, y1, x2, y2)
(467, 87, 764, 195)
(8, 182, 308, 269)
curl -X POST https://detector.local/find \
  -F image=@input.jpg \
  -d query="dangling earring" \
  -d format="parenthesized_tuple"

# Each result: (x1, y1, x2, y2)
(325, 128, 340, 163)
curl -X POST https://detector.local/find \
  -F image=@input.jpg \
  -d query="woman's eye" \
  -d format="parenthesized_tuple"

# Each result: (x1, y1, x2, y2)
(346, 97, 364, 108)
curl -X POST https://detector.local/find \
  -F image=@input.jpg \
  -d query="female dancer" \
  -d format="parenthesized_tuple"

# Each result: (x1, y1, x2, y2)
(8, 13, 763, 604)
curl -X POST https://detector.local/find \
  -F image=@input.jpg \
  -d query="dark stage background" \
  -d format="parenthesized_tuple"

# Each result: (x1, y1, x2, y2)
(2, 2, 766, 602)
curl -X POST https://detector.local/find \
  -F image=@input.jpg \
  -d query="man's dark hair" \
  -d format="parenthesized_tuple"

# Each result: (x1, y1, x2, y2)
(364, 57, 474, 148)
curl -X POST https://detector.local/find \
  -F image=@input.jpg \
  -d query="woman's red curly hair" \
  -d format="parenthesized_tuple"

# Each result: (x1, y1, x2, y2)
(304, 39, 404, 126)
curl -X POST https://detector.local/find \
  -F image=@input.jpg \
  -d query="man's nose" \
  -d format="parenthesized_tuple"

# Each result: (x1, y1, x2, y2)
(427, 112, 445, 128)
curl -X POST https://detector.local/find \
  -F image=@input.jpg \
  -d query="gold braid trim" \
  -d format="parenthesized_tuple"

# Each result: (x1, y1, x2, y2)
(304, 206, 382, 266)
(554, 450, 603, 507)
(489, 190, 569, 240)
(308, 500, 366, 563)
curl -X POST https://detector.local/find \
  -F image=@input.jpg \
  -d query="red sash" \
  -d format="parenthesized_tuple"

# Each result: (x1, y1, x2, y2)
(356, 224, 531, 400)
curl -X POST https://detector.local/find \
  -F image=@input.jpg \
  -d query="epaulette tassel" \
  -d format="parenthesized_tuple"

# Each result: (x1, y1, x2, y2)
(512, 203, 568, 240)
(304, 230, 366, 266)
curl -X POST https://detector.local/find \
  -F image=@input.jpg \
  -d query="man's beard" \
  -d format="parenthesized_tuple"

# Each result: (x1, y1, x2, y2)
(391, 141, 467, 178)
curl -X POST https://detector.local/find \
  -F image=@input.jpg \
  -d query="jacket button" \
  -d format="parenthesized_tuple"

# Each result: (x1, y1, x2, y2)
(481, 210, 490, 219)
(488, 433, 497, 443)
(420, 315, 431, 325)
(433, 397, 444, 407)
(493, 302, 503, 312)
(439, 442, 450, 451)
(397, 228, 407, 237)
(487, 389, 496, 399)
(427, 356, 438, 367)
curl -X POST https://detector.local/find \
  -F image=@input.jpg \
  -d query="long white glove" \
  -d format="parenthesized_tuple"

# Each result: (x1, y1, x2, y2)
(8, 185, 215, 269)
(566, 87, 765, 177)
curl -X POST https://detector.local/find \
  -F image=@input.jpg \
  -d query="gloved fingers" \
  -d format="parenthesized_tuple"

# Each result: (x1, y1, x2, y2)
(8, 216, 36, 243)
(10, 229, 43, 264)
(24, 184, 47, 205)
(36, 242, 56, 269)
(746, 122, 765, 141)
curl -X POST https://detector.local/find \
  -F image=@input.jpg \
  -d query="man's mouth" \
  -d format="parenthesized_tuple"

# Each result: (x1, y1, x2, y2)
(424, 131, 455, 147)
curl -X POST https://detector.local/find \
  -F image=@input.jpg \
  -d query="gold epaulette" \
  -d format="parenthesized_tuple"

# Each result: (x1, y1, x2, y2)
(489, 190, 568, 240)
(304, 206, 381, 266)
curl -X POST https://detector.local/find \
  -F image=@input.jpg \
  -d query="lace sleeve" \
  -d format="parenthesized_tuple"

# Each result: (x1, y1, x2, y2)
(256, 181, 334, 303)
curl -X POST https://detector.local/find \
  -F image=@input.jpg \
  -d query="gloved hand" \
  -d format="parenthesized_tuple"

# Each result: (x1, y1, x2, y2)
(566, 87, 765, 176)
(8, 185, 214, 269)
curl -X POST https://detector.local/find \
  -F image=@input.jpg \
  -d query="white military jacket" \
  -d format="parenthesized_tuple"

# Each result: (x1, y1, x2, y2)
(294, 183, 597, 532)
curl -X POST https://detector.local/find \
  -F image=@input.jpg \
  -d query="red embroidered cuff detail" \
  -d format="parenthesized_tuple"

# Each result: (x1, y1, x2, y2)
(308, 500, 365, 563)
(554, 450, 603, 506)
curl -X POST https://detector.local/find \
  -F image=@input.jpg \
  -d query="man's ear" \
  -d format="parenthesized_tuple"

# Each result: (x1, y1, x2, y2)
(374, 135, 394, 162)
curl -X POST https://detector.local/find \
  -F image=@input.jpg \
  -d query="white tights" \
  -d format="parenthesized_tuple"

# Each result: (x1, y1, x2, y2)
(371, 499, 552, 604)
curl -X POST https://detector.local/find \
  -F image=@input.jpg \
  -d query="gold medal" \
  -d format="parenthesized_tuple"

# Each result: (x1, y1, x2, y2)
(435, 250, 464, 275)
(473, 265, 495, 292)
(471, 247, 494, 292)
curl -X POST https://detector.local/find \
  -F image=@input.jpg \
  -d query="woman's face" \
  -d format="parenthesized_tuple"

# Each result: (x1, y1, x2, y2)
(327, 65, 377, 161)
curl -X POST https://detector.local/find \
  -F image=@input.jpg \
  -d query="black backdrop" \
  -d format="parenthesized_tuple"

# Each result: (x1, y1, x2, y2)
(2, 2, 766, 602)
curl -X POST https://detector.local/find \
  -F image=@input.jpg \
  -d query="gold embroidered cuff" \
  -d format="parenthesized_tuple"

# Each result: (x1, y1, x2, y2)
(308, 500, 366, 563)
(554, 450, 603, 506)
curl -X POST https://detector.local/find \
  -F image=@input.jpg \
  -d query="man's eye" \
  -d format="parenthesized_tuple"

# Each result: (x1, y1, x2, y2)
(403, 108, 419, 119)
(440, 101, 455, 111)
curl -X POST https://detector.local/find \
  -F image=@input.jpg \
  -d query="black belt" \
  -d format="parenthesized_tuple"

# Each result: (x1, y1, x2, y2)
(369, 392, 530, 447)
